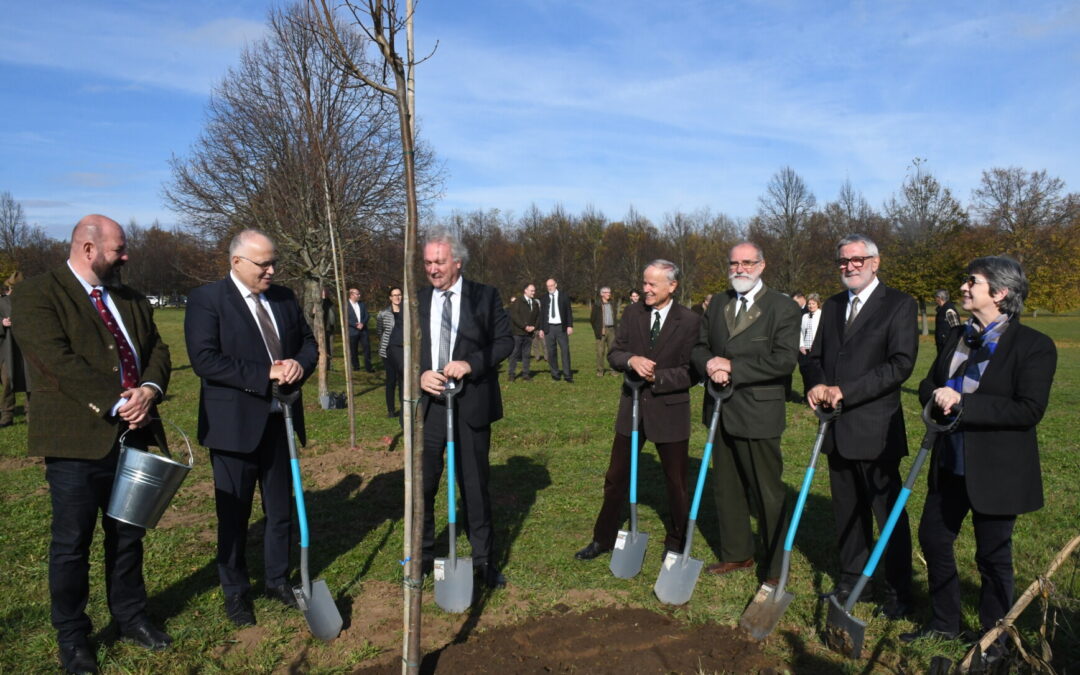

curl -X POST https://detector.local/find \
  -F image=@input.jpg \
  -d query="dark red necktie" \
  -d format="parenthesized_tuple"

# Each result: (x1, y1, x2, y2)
(90, 288, 139, 389)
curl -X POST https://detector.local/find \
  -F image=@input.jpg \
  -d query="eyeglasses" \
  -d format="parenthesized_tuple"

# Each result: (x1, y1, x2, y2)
(836, 256, 875, 269)
(728, 259, 762, 270)
(236, 255, 277, 270)
(963, 275, 987, 286)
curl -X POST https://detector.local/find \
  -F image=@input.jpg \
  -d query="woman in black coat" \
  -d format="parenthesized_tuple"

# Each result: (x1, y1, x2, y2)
(903, 256, 1056, 652)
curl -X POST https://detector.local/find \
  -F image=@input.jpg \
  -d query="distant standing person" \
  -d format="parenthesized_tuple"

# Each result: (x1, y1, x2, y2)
(799, 293, 822, 355)
(575, 260, 700, 561)
(540, 277, 574, 383)
(508, 282, 540, 381)
(0, 272, 27, 427)
(376, 287, 404, 417)
(418, 229, 513, 588)
(589, 286, 618, 377)
(347, 288, 373, 372)
(185, 229, 318, 628)
(903, 257, 1056, 652)
(803, 233, 919, 619)
(628, 289, 641, 305)
(15, 215, 173, 673)
(310, 287, 337, 367)
(933, 289, 961, 354)
(691, 242, 801, 584)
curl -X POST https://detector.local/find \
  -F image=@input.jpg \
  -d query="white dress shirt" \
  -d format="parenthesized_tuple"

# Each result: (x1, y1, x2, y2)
(429, 275, 464, 368)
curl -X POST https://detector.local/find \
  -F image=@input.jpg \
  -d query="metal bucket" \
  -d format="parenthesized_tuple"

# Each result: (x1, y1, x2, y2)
(106, 424, 193, 529)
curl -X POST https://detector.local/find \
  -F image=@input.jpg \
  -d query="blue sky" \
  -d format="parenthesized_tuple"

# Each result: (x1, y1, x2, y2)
(2, 1, 1078, 239)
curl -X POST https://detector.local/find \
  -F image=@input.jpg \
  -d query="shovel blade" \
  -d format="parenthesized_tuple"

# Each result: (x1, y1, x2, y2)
(609, 529, 648, 579)
(654, 551, 703, 605)
(823, 594, 866, 658)
(739, 583, 794, 640)
(434, 556, 474, 613)
(293, 579, 343, 641)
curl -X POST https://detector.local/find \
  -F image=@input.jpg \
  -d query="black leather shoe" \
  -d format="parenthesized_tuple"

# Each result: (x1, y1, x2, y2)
(421, 559, 434, 577)
(474, 563, 506, 589)
(574, 541, 612, 560)
(899, 627, 961, 644)
(819, 585, 853, 605)
(59, 643, 97, 674)
(565, 377, 574, 383)
(551, 373, 561, 381)
(265, 583, 299, 609)
(122, 621, 173, 651)
(224, 593, 256, 627)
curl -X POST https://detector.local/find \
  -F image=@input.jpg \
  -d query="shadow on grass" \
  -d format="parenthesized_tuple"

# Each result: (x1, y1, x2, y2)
(421, 454, 551, 673)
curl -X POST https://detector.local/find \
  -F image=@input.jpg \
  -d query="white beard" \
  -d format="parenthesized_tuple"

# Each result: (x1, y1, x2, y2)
(730, 275, 756, 294)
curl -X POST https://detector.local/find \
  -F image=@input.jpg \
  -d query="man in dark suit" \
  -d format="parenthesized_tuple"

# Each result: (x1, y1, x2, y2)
(691, 242, 801, 584)
(803, 233, 919, 618)
(539, 277, 574, 382)
(0, 272, 27, 427)
(419, 229, 513, 589)
(185, 229, 317, 627)
(507, 282, 539, 381)
(575, 260, 700, 560)
(346, 287, 373, 372)
(589, 286, 619, 377)
(15, 214, 172, 673)
(933, 289, 961, 354)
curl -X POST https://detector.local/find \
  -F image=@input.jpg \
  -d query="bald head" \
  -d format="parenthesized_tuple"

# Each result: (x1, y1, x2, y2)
(68, 214, 128, 287)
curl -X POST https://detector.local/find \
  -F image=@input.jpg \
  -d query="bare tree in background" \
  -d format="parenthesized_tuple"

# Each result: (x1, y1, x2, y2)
(0, 191, 30, 271)
(165, 2, 436, 404)
(750, 166, 817, 292)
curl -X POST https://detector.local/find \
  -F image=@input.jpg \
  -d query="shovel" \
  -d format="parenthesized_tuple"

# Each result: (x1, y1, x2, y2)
(434, 379, 473, 612)
(824, 400, 961, 658)
(610, 373, 648, 579)
(740, 403, 842, 639)
(277, 386, 344, 641)
(654, 380, 733, 605)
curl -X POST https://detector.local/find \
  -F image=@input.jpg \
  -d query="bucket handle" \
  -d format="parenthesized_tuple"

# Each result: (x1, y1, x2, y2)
(119, 418, 194, 468)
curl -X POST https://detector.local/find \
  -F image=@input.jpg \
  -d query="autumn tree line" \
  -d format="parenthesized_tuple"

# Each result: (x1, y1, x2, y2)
(2, 2, 1078, 331)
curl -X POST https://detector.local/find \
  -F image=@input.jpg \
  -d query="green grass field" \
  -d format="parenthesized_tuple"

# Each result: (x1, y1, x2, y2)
(1, 308, 1077, 673)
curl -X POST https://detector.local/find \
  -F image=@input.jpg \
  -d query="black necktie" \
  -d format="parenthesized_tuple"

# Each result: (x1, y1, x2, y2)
(650, 310, 661, 345)
(550, 293, 556, 319)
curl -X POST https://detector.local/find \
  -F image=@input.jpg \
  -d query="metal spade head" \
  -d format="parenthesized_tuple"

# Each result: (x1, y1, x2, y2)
(739, 582, 795, 640)
(434, 555, 474, 613)
(609, 528, 649, 579)
(294, 578, 343, 641)
(824, 594, 866, 658)
(654, 550, 704, 605)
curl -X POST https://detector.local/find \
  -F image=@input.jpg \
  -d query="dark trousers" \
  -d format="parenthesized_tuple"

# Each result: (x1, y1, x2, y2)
(545, 324, 572, 379)
(507, 334, 533, 377)
(595, 331, 615, 374)
(827, 452, 912, 599)
(349, 329, 372, 371)
(919, 471, 1017, 634)
(384, 358, 403, 415)
(0, 361, 14, 422)
(422, 401, 494, 565)
(210, 415, 292, 597)
(45, 446, 148, 645)
(712, 432, 789, 578)
(592, 432, 689, 552)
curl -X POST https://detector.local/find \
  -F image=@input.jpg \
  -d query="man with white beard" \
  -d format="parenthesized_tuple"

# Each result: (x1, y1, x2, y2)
(690, 241, 801, 586)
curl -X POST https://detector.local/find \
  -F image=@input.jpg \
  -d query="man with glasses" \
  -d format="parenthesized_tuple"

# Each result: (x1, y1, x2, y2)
(803, 233, 919, 619)
(691, 242, 801, 586)
(185, 229, 317, 627)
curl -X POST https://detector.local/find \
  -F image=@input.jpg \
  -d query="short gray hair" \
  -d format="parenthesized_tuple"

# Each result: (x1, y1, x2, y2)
(645, 259, 680, 282)
(934, 289, 950, 302)
(729, 241, 765, 262)
(599, 286, 611, 294)
(423, 227, 470, 267)
(967, 255, 1028, 316)
(229, 228, 274, 256)
(836, 233, 879, 257)
(807, 292, 821, 304)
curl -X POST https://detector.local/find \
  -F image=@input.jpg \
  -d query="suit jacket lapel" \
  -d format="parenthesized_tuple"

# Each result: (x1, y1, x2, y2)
(728, 285, 767, 339)
(224, 278, 266, 352)
(418, 286, 433, 370)
(650, 303, 678, 354)
(723, 292, 738, 334)
(453, 280, 473, 359)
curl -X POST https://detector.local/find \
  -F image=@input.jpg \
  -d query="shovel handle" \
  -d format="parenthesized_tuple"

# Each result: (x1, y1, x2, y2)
(689, 383, 730, 521)
(628, 374, 642, 507)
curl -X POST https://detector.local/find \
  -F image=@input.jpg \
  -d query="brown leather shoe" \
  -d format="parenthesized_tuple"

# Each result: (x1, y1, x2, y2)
(705, 558, 754, 575)
(763, 577, 780, 587)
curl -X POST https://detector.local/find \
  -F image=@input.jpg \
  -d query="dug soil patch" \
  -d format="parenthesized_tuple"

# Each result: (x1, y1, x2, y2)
(358, 606, 783, 674)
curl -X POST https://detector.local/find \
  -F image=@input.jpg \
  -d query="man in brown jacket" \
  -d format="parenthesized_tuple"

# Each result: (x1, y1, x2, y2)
(14, 214, 172, 674)
(589, 286, 619, 376)
(575, 260, 700, 560)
